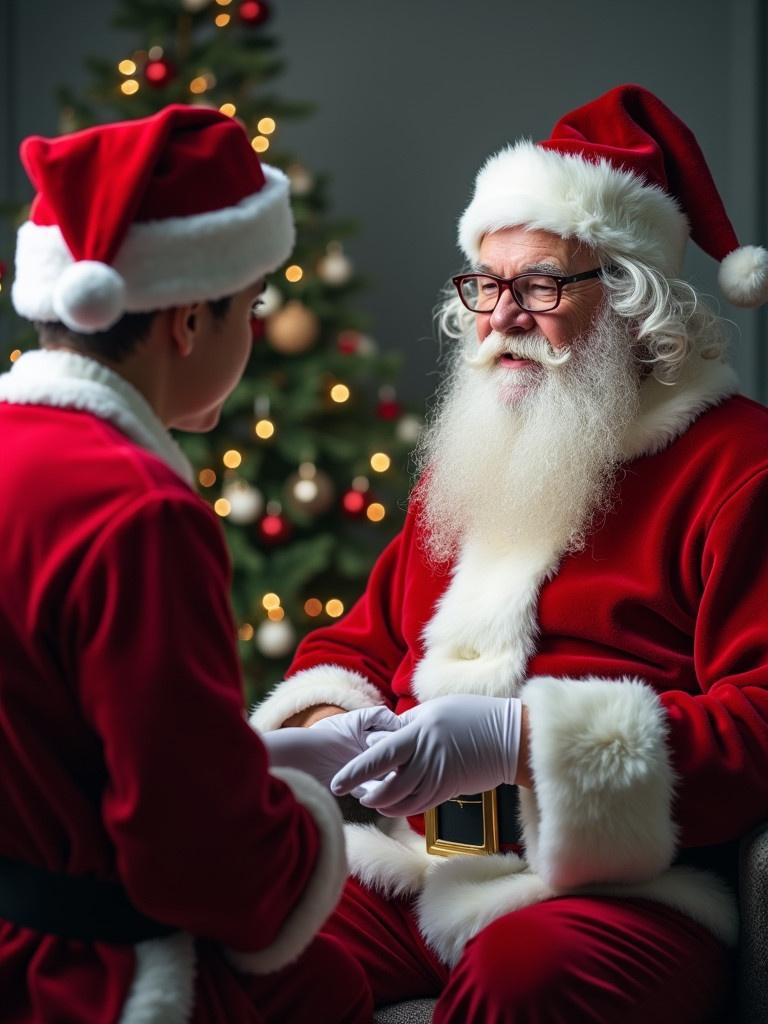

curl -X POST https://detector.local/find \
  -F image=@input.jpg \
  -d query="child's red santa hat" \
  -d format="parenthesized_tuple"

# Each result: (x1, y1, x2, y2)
(459, 83, 768, 308)
(12, 104, 294, 333)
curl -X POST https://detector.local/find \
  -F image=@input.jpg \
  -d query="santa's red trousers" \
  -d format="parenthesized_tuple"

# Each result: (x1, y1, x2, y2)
(321, 878, 735, 1024)
(192, 932, 373, 1023)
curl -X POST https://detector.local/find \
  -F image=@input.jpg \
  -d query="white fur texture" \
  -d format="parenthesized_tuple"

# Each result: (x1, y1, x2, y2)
(343, 817, 737, 966)
(718, 244, 768, 307)
(413, 537, 558, 702)
(581, 865, 739, 947)
(52, 260, 127, 333)
(226, 767, 346, 974)
(118, 933, 196, 1024)
(620, 355, 738, 461)
(417, 855, 549, 966)
(13, 167, 293, 323)
(345, 816, 434, 898)
(250, 664, 385, 731)
(0, 349, 194, 484)
(521, 676, 677, 889)
(459, 141, 689, 275)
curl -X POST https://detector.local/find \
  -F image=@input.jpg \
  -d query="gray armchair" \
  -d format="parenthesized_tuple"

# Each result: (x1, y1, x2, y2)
(373, 822, 768, 1024)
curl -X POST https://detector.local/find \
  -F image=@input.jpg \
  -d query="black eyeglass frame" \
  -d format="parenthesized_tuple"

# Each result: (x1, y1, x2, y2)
(451, 267, 605, 314)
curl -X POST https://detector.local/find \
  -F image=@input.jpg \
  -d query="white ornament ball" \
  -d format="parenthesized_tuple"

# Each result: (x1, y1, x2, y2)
(256, 618, 297, 659)
(254, 283, 283, 319)
(181, 0, 210, 11)
(318, 243, 353, 286)
(223, 479, 264, 525)
(356, 334, 378, 356)
(396, 414, 424, 444)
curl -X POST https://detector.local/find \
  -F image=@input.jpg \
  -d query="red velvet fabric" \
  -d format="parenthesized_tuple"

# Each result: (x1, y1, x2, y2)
(22, 105, 265, 262)
(0, 404, 321, 1022)
(540, 84, 739, 260)
(323, 878, 732, 1023)
(289, 395, 768, 851)
(192, 935, 372, 1024)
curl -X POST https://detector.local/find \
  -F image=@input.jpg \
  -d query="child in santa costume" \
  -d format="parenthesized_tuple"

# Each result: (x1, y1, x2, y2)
(254, 84, 768, 1022)
(0, 105, 373, 1023)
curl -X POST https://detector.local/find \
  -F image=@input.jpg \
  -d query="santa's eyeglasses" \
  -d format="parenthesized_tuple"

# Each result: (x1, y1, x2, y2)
(452, 267, 604, 314)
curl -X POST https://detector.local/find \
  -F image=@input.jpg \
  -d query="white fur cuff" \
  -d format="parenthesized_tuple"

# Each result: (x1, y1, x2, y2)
(250, 664, 386, 731)
(225, 767, 346, 975)
(520, 675, 677, 890)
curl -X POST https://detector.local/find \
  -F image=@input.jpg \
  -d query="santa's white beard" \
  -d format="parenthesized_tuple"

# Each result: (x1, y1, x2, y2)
(415, 308, 641, 563)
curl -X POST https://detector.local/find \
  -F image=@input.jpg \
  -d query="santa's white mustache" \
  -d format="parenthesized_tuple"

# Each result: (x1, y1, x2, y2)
(463, 331, 573, 370)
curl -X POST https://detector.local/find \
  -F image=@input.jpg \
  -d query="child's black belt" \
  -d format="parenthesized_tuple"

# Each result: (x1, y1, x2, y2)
(0, 856, 175, 943)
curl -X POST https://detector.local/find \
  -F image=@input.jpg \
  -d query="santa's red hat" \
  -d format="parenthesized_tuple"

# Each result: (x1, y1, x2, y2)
(459, 84, 768, 308)
(12, 104, 294, 333)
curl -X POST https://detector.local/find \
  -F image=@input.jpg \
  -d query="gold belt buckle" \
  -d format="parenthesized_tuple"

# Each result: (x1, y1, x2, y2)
(424, 788, 499, 857)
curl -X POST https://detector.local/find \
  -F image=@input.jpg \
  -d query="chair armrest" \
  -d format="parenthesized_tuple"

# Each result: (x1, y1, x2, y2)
(374, 999, 436, 1023)
(738, 821, 768, 1024)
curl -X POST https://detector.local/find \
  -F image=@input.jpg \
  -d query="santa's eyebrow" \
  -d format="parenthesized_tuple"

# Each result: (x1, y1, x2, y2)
(473, 261, 564, 275)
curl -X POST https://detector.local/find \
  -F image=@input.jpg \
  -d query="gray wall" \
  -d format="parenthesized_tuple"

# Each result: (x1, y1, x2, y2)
(2, 0, 766, 402)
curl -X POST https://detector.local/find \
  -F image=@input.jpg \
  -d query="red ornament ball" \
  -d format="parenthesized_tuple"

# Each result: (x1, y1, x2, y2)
(144, 57, 176, 89)
(258, 512, 292, 545)
(337, 330, 360, 355)
(238, 0, 271, 25)
(341, 489, 369, 518)
(0, 260, 6, 281)
(376, 398, 402, 421)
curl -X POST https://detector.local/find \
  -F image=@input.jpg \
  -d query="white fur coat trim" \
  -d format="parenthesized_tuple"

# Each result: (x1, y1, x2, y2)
(458, 140, 689, 276)
(412, 537, 557, 702)
(0, 349, 194, 485)
(118, 933, 196, 1024)
(344, 815, 437, 898)
(226, 767, 346, 974)
(343, 819, 736, 966)
(13, 167, 294, 322)
(620, 355, 738, 461)
(250, 664, 386, 731)
(520, 675, 677, 889)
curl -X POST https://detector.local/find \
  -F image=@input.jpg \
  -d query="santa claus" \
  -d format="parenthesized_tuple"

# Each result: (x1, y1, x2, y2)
(255, 84, 768, 1023)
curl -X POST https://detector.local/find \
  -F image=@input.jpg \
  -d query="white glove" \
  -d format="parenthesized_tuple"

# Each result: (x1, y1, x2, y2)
(330, 695, 522, 817)
(258, 705, 401, 789)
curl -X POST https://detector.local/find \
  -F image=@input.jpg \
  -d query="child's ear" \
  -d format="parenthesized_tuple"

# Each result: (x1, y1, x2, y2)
(169, 303, 201, 357)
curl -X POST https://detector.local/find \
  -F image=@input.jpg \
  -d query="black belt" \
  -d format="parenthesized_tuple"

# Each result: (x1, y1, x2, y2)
(425, 784, 523, 857)
(0, 856, 175, 944)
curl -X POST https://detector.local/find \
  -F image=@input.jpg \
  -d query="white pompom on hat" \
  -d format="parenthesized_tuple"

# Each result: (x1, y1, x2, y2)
(458, 84, 768, 308)
(13, 104, 295, 333)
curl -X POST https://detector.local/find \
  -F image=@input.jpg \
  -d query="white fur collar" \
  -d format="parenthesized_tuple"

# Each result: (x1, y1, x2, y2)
(621, 354, 738, 461)
(0, 350, 194, 486)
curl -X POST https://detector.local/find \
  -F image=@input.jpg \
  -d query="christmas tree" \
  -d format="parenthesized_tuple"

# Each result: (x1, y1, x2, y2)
(0, 0, 420, 700)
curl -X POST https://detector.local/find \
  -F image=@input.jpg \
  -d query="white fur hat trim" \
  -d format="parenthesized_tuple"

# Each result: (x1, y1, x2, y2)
(13, 166, 293, 332)
(458, 141, 689, 276)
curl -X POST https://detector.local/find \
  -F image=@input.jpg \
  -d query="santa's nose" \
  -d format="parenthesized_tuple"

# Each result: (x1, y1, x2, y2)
(489, 288, 536, 334)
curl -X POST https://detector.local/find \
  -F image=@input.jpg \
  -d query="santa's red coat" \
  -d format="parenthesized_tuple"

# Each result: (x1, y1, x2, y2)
(0, 351, 346, 1023)
(254, 356, 768, 963)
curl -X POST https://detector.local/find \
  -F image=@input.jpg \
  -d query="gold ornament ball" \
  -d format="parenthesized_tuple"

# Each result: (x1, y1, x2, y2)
(284, 464, 335, 517)
(266, 300, 321, 355)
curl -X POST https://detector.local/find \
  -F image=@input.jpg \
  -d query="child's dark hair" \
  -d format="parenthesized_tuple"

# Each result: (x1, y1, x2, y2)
(35, 295, 233, 363)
